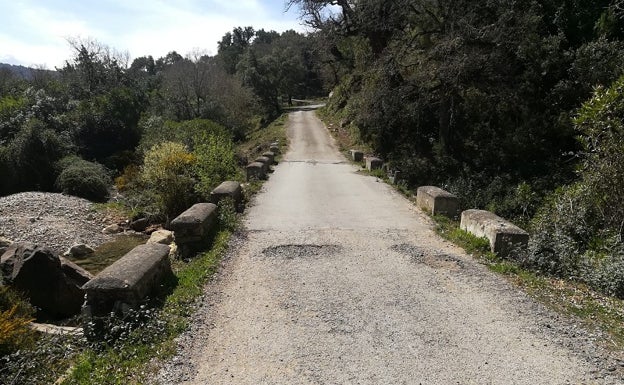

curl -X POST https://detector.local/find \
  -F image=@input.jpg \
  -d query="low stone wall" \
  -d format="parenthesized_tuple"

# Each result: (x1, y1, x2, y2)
(460, 209, 529, 258)
(416, 186, 460, 218)
(82, 243, 172, 317)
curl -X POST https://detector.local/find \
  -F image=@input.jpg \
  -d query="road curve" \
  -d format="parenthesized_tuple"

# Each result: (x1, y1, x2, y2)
(158, 110, 618, 384)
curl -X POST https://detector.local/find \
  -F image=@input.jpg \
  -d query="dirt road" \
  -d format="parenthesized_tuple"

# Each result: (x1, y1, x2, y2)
(158, 110, 619, 384)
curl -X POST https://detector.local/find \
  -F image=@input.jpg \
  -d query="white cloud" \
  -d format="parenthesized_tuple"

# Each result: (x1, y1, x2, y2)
(0, 0, 305, 67)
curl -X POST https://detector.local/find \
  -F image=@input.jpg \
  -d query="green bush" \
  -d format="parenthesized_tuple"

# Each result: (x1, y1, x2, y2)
(140, 141, 197, 219)
(525, 74, 624, 297)
(192, 130, 240, 198)
(0, 287, 36, 356)
(55, 156, 111, 201)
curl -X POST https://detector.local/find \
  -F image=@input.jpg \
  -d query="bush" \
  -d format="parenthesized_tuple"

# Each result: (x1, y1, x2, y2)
(0, 287, 35, 356)
(141, 141, 197, 219)
(525, 75, 624, 297)
(193, 130, 240, 199)
(55, 156, 111, 201)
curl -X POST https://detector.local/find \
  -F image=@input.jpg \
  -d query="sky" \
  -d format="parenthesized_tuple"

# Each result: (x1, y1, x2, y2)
(0, 0, 306, 69)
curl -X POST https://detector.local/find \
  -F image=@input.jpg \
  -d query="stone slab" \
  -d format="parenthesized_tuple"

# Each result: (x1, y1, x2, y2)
(416, 186, 460, 218)
(246, 162, 266, 181)
(255, 156, 271, 174)
(210, 181, 243, 207)
(169, 203, 218, 244)
(262, 151, 276, 165)
(460, 209, 529, 258)
(82, 243, 172, 315)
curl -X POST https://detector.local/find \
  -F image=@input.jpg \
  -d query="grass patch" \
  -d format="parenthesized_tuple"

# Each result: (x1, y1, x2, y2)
(432, 214, 624, 351)
(316, 107, 373, 156)
(238, 114, 288, 162)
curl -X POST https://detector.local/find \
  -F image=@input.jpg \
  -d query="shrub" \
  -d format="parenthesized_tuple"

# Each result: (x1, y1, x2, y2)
(0, 287, 35, 356)
(193, 130, 240, 199)
(525, 75, 624, 297)
(141, 141, 197, 219)
(114, 164, 141, 192)
(0, 305, 35, 356)
(55, 156, 111, 201)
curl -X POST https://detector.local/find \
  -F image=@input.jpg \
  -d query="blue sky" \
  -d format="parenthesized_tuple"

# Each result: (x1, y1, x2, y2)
(0, 0, 305, 68)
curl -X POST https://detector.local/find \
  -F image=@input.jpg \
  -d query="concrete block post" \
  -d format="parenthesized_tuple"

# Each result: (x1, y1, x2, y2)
(460, 209, 529, 258)
(246, 162, 266, 181)
(169, 203, 218, 246)
(211, 181, 243, 212)
(416, 186, 460, 218)
(366, 157, 383, 171)
(350, 150, 364, 162)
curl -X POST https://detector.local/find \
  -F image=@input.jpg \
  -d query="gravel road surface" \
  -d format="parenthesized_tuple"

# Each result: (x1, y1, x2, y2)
(157, 109, 622, 384)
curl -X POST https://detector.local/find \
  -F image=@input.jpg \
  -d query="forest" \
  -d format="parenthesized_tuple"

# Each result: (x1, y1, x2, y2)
(2, 0, 624, 299)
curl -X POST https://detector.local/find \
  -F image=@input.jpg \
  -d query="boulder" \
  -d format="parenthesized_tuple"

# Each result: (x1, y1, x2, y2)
(210, 181, 243, 209)
(169, 203, 218, 246)
(416, 186, 460, 218)
(82, 243, 173, 317)
(0, 242, 93, 319)
(102, 224, 123, 234)
(350, 150, 364, 162)
(129, 218, 149, 232)
(246, 162, 266, 181)
(60, 257, 93, 286)
(269, 145, 280, 155)
(148, 229, 174, 245)
(366, 156, 383, 171)
(460, 209, 529, 258)
(64, 243, 95, 259)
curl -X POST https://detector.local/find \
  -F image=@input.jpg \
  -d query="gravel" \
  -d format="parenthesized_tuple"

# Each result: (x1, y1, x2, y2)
(0, 191, 119, 255)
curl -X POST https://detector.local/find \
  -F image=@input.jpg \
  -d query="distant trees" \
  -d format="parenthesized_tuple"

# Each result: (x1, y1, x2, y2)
(217, 26, 329, 117)
(0, 25, 329, 201)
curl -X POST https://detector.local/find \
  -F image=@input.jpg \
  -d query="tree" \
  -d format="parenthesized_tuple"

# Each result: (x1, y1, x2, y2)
(59, 39, 147, 166)
(156, 52, 256, 137)
(218, 27, 255, 74)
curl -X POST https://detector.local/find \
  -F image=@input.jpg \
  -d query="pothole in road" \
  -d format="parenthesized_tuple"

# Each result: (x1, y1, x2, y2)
(391, 243, 464, 271)
(262, 244, 342, 260)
